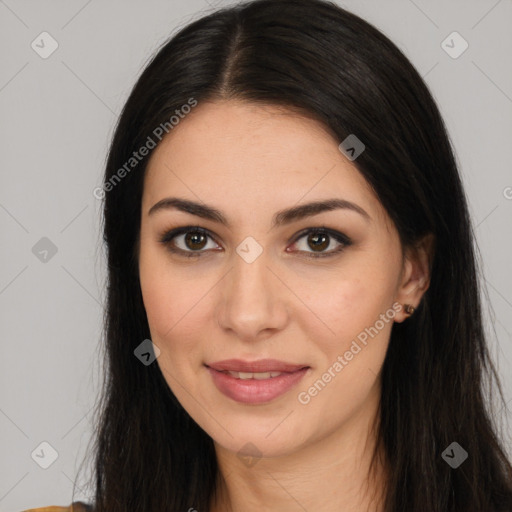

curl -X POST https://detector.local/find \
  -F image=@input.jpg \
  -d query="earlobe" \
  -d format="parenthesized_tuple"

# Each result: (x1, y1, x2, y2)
(403, 303, 416, 315)
(394, 233, 435, 323)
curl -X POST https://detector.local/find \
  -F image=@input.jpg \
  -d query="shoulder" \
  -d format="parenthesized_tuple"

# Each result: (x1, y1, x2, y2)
(21, 502, 93, 512)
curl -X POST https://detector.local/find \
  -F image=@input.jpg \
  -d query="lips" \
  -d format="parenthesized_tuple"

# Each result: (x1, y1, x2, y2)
(205, 359, 310, 404)
(206, 359, 309, 373)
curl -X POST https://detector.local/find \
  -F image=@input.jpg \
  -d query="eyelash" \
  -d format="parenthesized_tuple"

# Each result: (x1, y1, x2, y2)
(158, 225, 352, 259)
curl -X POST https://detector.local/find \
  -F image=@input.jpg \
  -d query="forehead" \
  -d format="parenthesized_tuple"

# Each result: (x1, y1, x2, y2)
(142, 100, 385, 225)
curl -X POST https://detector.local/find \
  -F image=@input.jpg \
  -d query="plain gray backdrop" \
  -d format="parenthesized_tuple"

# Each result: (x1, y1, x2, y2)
(1, 0, 511, 510)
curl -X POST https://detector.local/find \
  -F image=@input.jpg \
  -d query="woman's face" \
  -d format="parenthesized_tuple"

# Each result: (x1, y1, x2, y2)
(138, 99, 428, 459)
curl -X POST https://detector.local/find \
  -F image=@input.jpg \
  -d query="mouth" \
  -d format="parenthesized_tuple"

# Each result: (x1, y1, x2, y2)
(206, 358, 309, 373)
(213, 370, 287, 380)
(205, 359, 310, 404)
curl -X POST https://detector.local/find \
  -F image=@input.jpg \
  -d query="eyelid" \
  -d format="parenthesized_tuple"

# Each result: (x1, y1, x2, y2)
(158, 226, 221, 256)
(158, 225, 352, 258)
(288, 226, 352, 258)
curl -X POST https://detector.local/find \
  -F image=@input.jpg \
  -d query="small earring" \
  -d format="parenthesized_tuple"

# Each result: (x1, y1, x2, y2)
(403, 304, 415, 315)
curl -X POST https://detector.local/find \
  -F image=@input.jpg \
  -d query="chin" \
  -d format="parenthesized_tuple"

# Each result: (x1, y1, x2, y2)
(214, 432, 304, 461)
(197, 409, 310, 459)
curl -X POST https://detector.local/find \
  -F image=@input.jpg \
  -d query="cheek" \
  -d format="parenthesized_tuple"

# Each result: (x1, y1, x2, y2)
(299, 266, 394, 345)
(139, 256, 171, 338)
(139, 244, 187, 343)
(295, 272, 394, 434)
(139, 247, 214, 361)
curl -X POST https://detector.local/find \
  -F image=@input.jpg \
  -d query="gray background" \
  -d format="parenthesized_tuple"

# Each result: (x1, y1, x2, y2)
(1, 0, 511, 510)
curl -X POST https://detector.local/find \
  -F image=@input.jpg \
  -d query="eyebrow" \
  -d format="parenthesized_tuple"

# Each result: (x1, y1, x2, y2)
(147, 197, 371, 228)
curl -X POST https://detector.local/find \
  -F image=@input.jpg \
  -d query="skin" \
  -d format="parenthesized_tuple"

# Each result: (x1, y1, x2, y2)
(138, 99, 433, 512)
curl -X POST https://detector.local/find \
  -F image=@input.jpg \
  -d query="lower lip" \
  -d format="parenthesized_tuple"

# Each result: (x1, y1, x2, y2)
(206, 366, 309, 404)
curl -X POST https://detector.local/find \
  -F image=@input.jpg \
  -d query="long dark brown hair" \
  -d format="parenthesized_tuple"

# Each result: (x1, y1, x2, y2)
(74, 0, 512, 510)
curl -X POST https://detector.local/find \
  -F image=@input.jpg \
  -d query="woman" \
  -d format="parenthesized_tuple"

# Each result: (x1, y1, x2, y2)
(24, 0, 512, 510)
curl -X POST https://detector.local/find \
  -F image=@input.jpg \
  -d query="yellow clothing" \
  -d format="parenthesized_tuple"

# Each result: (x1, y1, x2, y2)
(21, 502, 92, 512)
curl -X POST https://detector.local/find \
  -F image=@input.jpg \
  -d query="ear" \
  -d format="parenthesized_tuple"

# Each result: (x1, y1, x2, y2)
(394, 233, 435, 323)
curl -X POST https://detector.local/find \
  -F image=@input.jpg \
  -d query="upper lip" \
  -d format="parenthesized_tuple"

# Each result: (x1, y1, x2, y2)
(206, 359, 309, 373)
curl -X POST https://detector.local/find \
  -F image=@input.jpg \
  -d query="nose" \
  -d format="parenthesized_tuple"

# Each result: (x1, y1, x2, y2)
(215, 248, 289, 342)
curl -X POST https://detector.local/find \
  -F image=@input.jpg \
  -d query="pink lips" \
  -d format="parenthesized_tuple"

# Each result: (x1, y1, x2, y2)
(206, 359, 310, 404)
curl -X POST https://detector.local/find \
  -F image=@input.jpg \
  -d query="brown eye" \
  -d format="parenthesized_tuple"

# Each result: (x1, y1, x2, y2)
(307, 232, 329, 252)
(159, 226, 352, 260)
(290, 228, 352, 258)
(184, 231, 208, 250)
(159, 226, 220, 258)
